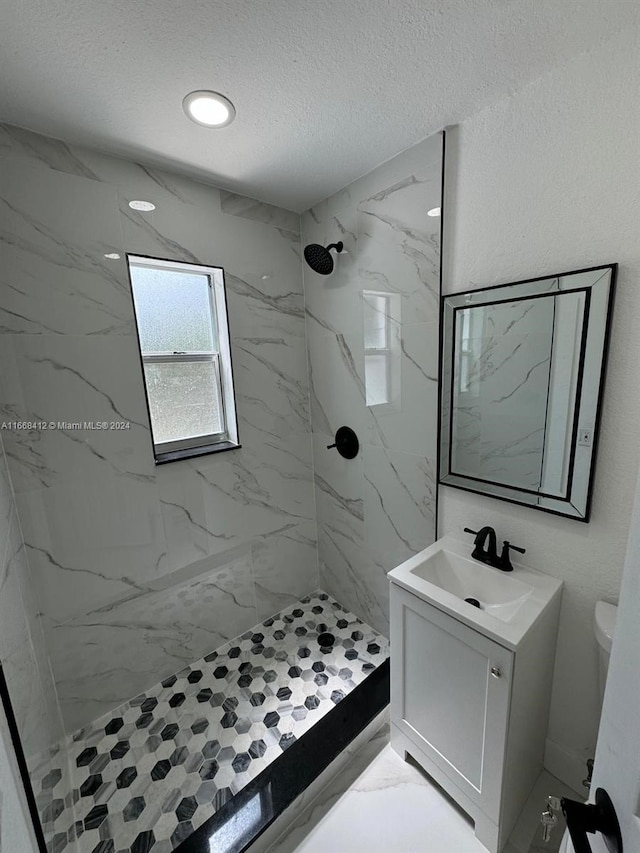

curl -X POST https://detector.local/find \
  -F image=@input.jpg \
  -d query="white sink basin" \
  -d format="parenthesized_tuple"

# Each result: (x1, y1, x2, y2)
(388, 536, 563, 648)
(411, 548, 535, 623)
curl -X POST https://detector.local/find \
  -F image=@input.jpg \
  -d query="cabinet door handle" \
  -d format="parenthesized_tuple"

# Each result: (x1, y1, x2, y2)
(491, 666, 502, 679)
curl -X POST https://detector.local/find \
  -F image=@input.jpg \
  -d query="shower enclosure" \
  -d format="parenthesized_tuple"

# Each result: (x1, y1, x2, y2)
(0, 121, 443, 852)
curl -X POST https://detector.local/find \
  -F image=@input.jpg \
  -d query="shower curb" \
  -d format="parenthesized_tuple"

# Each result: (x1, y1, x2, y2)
(179, 657, 390, 853)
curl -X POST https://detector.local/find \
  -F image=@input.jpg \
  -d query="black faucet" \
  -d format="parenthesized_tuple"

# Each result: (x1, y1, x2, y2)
(466, 526, 498, 565)
(464, 527, 526, 572)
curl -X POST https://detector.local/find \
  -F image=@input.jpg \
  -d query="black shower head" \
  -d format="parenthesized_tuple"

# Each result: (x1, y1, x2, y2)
(303, 241, 344, 275)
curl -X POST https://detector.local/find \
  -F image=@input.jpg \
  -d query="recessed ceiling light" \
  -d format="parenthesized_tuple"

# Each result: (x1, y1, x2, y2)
(104, 252, 121, 260)
(427, 207, 441, 217)
(183, 90, 236, 128)
(129, 200, 156, 212)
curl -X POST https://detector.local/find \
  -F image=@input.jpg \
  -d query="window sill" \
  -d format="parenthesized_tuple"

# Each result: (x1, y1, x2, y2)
(154, 440, 241, 465)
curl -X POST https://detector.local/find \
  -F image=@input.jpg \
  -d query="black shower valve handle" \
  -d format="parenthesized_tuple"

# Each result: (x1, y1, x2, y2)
(326, 426, 359, 460)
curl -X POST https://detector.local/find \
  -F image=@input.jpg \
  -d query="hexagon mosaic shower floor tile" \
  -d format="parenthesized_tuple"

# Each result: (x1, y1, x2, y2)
(33, 590, 388, 853)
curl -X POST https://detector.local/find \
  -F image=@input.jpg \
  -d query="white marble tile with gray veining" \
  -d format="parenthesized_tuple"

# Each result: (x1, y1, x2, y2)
(334, 134, 442, 215)
(264, 719, 390, 853)
(2, 639, 57, 760)
(452, 316, 553, 489)
(0, 334, 156, 495)
(269, 740, 490, 853)
(232, 322, 311, 439)
(0, 522, 61, 761)
(119, 188, 303, 289)
(364, 445, 436, 576)
(158, 432, 314, 573)
(251, 519, 318, 620)
(306, 319, 366, 440)
(0, 514, 31, 663)
(303, 135, 442, 637)
(356, 177, 440, 327)
(0, 122, 320, 770)
(156, 462, 218, 571)
(10, 536, 65, 740)
(46, 551, 258, 733)
(301, 205, 362, 338)
(0, 160, 133, 336)
(0, 436, 65, 772)
(451, 402, 482, 476)
(364, 319, 439, 458)
(315, 442, 389, 634)
(319, 551, 389, 638)
(312, 433, 363, 543)
(197, 432, 315, 530)
(220, 190, 300, 235)
(17, 468, 168, 626)
(0, 124, 101, 181)
(480, 428, 547, 489)
(313, 434, 386, 633)
(0, 439, 13, 562)
(483, 297, 555, 337)
(226, 272, 305, 332)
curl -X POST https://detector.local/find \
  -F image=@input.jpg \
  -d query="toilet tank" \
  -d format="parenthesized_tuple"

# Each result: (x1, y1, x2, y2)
(594, 601, 618, 704)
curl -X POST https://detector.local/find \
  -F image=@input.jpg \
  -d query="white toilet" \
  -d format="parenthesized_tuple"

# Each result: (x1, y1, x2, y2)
(558, 600, 618, 853)
(594, 600, 617, 706)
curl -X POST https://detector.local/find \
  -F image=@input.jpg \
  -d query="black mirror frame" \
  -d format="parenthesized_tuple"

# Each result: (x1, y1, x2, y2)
(438, 263, 617, 522)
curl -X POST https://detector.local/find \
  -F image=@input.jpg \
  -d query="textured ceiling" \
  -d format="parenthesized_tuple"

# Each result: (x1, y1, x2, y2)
(0, 0, 634, 211)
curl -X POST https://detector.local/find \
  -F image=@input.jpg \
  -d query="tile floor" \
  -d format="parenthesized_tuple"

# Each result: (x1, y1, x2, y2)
(265, 724, 580, 853)
(32, 590, 388, 853)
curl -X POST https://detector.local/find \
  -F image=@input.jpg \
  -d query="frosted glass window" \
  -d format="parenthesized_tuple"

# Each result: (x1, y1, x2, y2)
(130, 268, 215, 352)
(144, 361, 223, 444)
(128, 256, 238, 462)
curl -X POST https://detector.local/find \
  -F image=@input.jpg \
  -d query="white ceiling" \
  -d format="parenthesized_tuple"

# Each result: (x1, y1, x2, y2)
(0, 0, 634, 212)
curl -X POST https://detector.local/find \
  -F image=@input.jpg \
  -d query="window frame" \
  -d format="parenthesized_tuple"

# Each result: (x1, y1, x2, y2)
(127, 254, 240, 464)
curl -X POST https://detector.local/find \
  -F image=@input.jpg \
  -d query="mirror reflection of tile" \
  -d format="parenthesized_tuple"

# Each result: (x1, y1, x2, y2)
(440, 265, 616, 520)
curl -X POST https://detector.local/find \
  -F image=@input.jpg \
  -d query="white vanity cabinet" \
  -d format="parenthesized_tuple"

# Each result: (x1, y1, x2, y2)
(390, 581, 561, 853)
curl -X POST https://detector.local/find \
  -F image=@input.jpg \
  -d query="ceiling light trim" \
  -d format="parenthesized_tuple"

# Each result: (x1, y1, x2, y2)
(129, 200, 156, 211)
(183, 90, 236, 128)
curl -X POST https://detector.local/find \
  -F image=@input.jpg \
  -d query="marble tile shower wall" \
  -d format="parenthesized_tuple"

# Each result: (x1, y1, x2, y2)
(0, 123, 317, 739)
(0, 428, 69, 835)
(301, 134, 443, 637)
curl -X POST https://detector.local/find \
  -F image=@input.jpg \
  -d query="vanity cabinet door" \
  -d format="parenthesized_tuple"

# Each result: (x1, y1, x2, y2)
(390, 585, 514, 818)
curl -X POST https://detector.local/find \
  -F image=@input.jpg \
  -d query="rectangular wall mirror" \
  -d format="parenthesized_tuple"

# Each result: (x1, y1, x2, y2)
(439, 264, 616, 520)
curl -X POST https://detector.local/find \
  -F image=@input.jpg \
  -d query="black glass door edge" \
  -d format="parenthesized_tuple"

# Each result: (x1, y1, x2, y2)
(0, 664, 48, 853)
